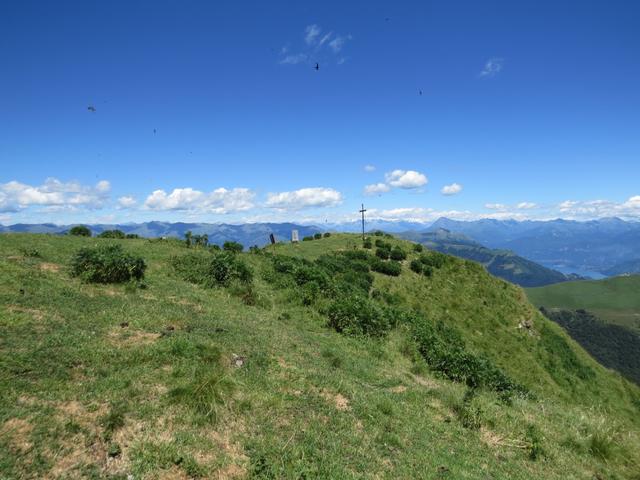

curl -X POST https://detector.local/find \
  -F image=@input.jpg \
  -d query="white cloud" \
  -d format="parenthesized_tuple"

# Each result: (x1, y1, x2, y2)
(305, 25, 321, 45)
(385, 170, 428, 189)
(279, 53, 308, 65)
(266, 187, 343, 210)
(117, 196, 137, 209)
(364, 164, 376, 172)
(517, 202, 537, 209)
(556, 196, 640, 219)
(143, 187, 255, 214)
(441, 183, 463, 196)
(485, 203, 508, 210)
(329, 35, 347, 52)
(364, 183, 391, 195)
(0, 178, 110, 213)
(479, 58, 504, 78)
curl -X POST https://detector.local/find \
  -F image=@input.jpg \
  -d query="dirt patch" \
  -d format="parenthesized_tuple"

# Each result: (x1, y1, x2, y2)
(389, 385, 407, 393)
(320, 391, 350, 411)
(6, 305, 46, 321)
(277, 357, 290, 369)
(1, 418, 33, 452)
(157, 466, 190, 479)
(217, 463, 247, 479)
(39, 262, 61, 273)
(107, 329, 161, 347)
(411, 374, 439, 389)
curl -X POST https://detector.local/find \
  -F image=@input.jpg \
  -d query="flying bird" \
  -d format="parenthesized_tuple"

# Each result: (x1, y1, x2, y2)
(419, 89, 423, 96)
(87, 106, 96, 112)
(314, 63, 319, 71)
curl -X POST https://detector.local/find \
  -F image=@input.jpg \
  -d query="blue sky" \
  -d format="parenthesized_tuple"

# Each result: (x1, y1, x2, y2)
(1, 0, 639, 225)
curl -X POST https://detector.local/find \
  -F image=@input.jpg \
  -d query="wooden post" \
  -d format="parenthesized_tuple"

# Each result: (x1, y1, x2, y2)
(359, 204, 367, 241)
(269, 233, 276, 245)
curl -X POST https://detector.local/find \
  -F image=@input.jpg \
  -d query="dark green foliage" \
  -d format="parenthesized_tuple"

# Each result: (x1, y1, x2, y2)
(410, 259, 423, 274)
(302, 236, 313, 241)
(375, 239, 389, 248)
(589, 431, 614, 460)
(453, 389, 482, 429)
(371, 259, 402, 276)
(314, 233, 322, 240)
(98, 229, 126, 239)
(375, 247, 390, 260)
(413, 243, 424, 253)
(70, 245, 146, 283)
(340, 249, 372, 262)
(419, 251, 449, 269)
(326, 296, 391, 336)
(422, 265, 433, 277)
(526, 424, 545, 460)
(125, 233, 140, 239)
(373, 230, 384, 236)
(538, 323, 595, 383)
(390, 246, 407, 261)
(363, 238, 372, 249)
(19, 246, 41, 257)
(410, 317, 527, 397)
(540, 307, 640, 385)
(223, 241, 243, 253)
(69, 225, 91, 237)
(323, 232, 331, 238)
(172, 251, 253, 287)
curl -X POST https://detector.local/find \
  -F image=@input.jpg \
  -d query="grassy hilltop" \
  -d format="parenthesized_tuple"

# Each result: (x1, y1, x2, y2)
(1, 233, 639, 479)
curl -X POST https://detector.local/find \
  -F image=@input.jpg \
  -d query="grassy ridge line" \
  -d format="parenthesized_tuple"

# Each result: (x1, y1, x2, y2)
(527, 275, 640, 333)
(0, 233, 639, 479)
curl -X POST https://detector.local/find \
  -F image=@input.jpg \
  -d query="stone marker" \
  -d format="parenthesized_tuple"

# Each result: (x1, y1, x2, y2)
(292, 229, 299, 243)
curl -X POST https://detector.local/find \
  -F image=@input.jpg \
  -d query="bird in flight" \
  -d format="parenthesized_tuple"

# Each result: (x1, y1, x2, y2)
(87, 105, 96, 112)
(314, 63, 319, 71)
(419, 89, 423, 96)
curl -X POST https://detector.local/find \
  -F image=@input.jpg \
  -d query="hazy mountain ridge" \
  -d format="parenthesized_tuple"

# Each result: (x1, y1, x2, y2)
(399, 228, 582, 287)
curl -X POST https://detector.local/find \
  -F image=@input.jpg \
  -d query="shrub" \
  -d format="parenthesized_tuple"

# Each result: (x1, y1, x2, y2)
(363, 238, 372, 249)
(19, 247, 41, 258)
(419, 251, 449, 269)
(409, 259, 423, 274)
(172, 251, 253, 287)
(323, 232, 331, 238)
(302, 236, 313, 241)
(223, 241, 243, 253)
(371, 259, 402, 276)
(314, 233, 322, 240)
(413, 243, 424, 252)
(98, 229, 126, 239)
(326, 296, 390, 336)
(374, 239, 388, 248)
(125, 234, 140, 239)
(422, 265, 433, 277)
(71, 245, 146, 283)
(373, 230, 384, 236)
(69, 225, 91, 237)
(526, 424, 545, 460)
(390, 246, 407, 261)
(375, 247, 390, 260)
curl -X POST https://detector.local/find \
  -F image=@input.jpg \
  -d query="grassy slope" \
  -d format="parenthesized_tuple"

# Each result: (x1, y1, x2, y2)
(1, 233, 639, 479)
(526, 276, 640, 333)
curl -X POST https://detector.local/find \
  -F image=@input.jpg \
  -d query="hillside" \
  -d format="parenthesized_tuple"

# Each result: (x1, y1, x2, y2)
(527, 276, 640, 333)
(399, 229, 580, 287)
(1, 233, 639, 479)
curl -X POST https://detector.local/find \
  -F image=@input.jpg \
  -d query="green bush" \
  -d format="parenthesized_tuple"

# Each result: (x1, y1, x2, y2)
(374, 239, 389, 248)
(409, 259, 422, 273)
(419, 251, 449, 269)
(326, 296, 390, 336)
(363, 238, 372, 249)
(314, 233, 322, 240)
(371, 259, 402, 276)
(390, 246, 407, 261)
(373, 230, 384, 237)
(71, 245, 146, 283)
(223, 241, 243, 253)
(69, 225, 91, 237)
(302, 236, 313, 241)
(413, 243, 424, 252)
(98, 229, 126, 239)
(323, 232, 331, 238)
(172, 251, 253, 287)
(375, 247, 390, 260)
(125, 233, 140, 239)
(422, 265, 433, 277)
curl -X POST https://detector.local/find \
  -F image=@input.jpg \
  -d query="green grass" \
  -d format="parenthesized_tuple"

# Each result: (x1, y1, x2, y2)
(1, 233, 639, 479)
(526, 275, 640, 333)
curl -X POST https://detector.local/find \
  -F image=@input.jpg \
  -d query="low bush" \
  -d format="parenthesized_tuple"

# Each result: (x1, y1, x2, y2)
(71, 245, 146, 283)
(419, 251, 449, 269)
(302, 236, 313, 241)
(373, 230, 384, 236)
(98, 229, 126, 239)
(409, 259, 423, 273)
(69, 225, 91, 237)
(172, 251, 253, 287)
(223, 241, 244, 253)
(390, 246, 407, 261)
(363, 238, 372, 249)
(375, 247, 390, 260)
(326, 295, 390, 336)
(413, 243, 424, 252)
(371, 259, 402, 276)
(125, 233, 140, 239)
(374, 239, 389, 248)
(314, 233, 322, 240)
(323, 232, 331, 238)
(19, 247, 41, 258)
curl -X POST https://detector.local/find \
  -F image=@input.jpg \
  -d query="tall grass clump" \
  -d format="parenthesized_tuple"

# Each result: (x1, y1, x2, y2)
(70, 244, 146, 283)
(172, 250, 253, 287)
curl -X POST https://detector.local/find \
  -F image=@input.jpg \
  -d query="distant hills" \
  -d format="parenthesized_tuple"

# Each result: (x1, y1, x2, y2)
(0, 222, 321, 248)
(399, 228, 582, 287)
(425, 217, 640, 276)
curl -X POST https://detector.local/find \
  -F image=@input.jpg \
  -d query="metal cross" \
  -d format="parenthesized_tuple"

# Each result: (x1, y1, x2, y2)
(359, 204, 367, 241)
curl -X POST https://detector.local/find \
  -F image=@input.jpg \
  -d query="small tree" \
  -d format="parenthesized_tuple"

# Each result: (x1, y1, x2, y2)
(314, 233, 322, 240)
(223, 241, 243, 253)
(363, 238, 372, 249)
(413, 243, 424, 253)
(69, 225, 91, 237)
(323, 232, 331, 238)
(98, 229, 125, 239)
